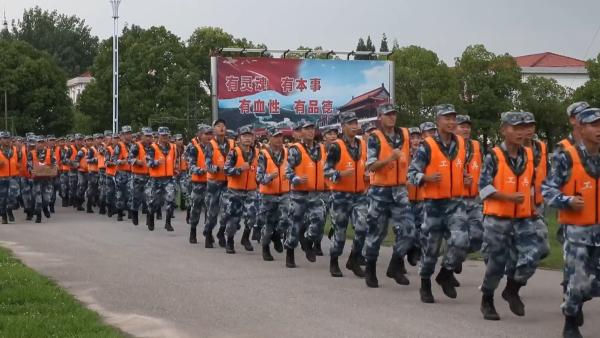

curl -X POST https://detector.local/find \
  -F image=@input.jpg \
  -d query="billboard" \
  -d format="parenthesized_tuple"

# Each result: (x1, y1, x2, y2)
(212, 56, 394, 133)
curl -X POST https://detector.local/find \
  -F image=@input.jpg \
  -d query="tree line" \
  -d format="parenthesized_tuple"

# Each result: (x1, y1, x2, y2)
(1, 6, 599, 146)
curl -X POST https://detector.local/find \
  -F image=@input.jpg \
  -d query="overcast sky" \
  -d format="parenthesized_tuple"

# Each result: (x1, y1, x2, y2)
(4, 0, 600, 64)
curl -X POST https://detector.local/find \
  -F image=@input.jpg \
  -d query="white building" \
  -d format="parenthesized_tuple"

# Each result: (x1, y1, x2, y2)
(67, 72, 93, 104)
(514, 52, 589, 90)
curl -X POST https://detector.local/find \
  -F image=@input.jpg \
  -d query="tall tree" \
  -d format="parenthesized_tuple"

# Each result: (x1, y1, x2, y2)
(365, 36, 375, 52)
(355, 37, 369, 60)
(11, 6, 99, 77)
(573, 53, 600, 107)
(454, 44, 522, 144)
(0, 40, 73, 135)
(379, 33, 389, 52)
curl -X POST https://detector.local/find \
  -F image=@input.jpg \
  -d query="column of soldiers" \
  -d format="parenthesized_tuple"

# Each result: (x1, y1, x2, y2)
(1, 100, 599, 338)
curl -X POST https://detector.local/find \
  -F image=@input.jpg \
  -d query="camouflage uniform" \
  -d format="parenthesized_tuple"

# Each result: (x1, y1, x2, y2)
(27, 147, 56, 217)
(128, 142, 149, 212)
(85, 145, 100, 209)
(530, 139, 551, 259)
(186, 139, 208, 230)
(464, 139, 485, 253)
(542, 141, 600, 318)
(0, 145, 17, 219)
(203, 138, 233, 239)
(145, 142, 177, 215)
(59, 146, 70, 206)
(20, 144, 35, 214)
(74, 147, 89, 207)
(408, 133, 469, 279)
(284, 142, 327, 254)
(111, 142, 131, 214)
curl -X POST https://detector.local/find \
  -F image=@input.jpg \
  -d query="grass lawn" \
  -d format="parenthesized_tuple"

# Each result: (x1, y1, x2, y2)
(324, 212, 564, 270)
(0, 247, 126, 338)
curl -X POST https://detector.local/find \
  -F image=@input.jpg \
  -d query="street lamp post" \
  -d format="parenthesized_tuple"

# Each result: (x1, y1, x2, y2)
(110, 0, 121, 134)
(3, 89, 7, 131)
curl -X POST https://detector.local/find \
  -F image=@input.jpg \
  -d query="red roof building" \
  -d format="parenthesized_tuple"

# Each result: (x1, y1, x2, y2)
(514, 52, 586, 68)
(513, 52, 589, 89)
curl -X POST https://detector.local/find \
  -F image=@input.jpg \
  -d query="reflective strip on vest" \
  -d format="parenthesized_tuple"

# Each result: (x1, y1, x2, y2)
(483, 146, 534, 219)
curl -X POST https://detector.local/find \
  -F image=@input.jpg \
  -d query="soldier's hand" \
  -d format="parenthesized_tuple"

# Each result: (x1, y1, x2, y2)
(240, 163, 250, 171)
(340, 169, 355, 177)
(296, 176, 308, 184)
(510, 192, 525, 204)
(569, 196, 585, 211)
(135, 160, 144, 167)
(423, 173, 442, 183)
(389, 149, 402, 161)
(269, 172, 279, 179)
(464, 174, 473, 186)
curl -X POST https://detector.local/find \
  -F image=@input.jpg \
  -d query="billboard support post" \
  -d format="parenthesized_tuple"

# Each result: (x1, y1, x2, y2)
(210, 56, 218, 122)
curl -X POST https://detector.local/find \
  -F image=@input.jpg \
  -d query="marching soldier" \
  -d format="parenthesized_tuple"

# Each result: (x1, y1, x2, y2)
(204, 119, 235, 247)
(65, 134, 83, 209)
(0, 131, 19, 224)
(73, 135, 92, 211)
(363, 103, 415, 287)
(96, 131, 111, 215)
(28, 136, 56, 223)
(408, 104, 469, 303)
(59, 137, 71, 207)
(85, 134, 103, 213)
(174, 134, 190, 218)
(256, 126, 288, 261)
(420, 122, 437, 139)
(20, 135, 36, 220)
(47, 135, 59, 213)
(222, 125, 258, 254)
(187, 124, 212, 244)
(406, 126, 425, 266)
(104, 133, 118, 217)
(111, 126, 133, 221)
(128, 127, 152, 226)
(145, 127, 177, 231)
(284, 120, 327, 267)
(324, 111, 368, 278)
(542, 107, 600, 338)
(477, 112, 541, 321)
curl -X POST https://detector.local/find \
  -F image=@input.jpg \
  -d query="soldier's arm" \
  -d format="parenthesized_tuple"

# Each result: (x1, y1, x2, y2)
(73, 150, 84, 168)
(541, 150, 572, 209)
(128, 144, 139, 166)
(479, 152, 499, 201)
(324, 142, 342, 183)
(285, 146, 302, 184)
(146, 146, 159, 168)
(224, 150, 241, 176)
(407, 143, 431, 186)
(204, 144, 218, 173)
(256, 152, 271, 185)
(26, 152, 34, 172)
(86, 148, 97, 164)
(111, 144, 121, 163)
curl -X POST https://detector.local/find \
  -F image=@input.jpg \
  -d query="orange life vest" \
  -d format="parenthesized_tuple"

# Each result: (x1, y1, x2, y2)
(191, 140, 207, 183)
(179, 151, 189, 172)
(465, 139, 482, 198)
(78, 147, 89, 173)
(87, 146, 99, 173)
(369, 128, 410, 187)
(105, 146, 117, 176)
(408, 183, 424, 202)
(532, 140, 547, 205)
(227, 146, 258, 191)
(60, 146, 70, 172)
(31, 148, 53, 179)
(0, 146, 19, 177)
(329, 138, 367, 193)
(483, 146, 534, 219)
(259, 148, 289, 195)
(97, 145, 106, 170)
(422, 135, 466, 199)
(558, 138, 574, 150)
(207, 139, 235, 182)
(117, 142, 131, 172)
(131, 142, 149, 175)
(360, 137, 372, 189)
(68, 145, 77, 170)
(54, 146, 63, 172)
(291, 143, 325, 192)
(19, 145, 30, 178)
(558, 145, 600, 226)
(149, 143, 176, 178)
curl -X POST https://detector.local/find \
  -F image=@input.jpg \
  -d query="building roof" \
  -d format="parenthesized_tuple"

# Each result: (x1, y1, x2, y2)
(339, 85, 390, 111)
(514, 52, 586, 68)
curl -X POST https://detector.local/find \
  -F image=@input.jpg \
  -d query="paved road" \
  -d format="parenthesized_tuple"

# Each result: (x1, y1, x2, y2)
(0, 207, 598, 338)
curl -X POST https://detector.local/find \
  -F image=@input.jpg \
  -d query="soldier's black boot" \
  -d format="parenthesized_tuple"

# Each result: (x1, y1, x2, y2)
(241, 228, 254, 251)
(216, 227, 226, 248)
(420, 278, 435, 303)
(165, 211, 174, 232)
(180, 199, 186, 211)
(271, 232, 283, 253)
(117, 210, 124, 221)
(146, 212, 155, 231)
(435, 268, 458, 299)
(7, 209, 14, 222)
(99, 202, 106, 215)
(364, 260, 379, 288)
(127, 209, 132, 219)
(262, 245, 273, 261)
(286, 249, 296, 268)
(481, 293, 500, 320)
(76, 200, 85, 211)
(86, 200, 94, 213)
(107, 204, 113, 217)
(330, 256, 343, 277)
(563, 315, 583, 338)
(25, 209, 33, 221)
(156, 208, 162, 220)
(407, 245, 420, 266)
(42, 206, 51, 218)
(61, 198, 68, 207)
(189, 227, 197, 244)
(1, 212, 7, 224)
(204, 231, 214, 248)
(251, 226, 261, 242)
(304, 240, 316, 262)
(35, 211, 42, 223)
(131, 211, 139, 226)
(225, 236, 235, 254)
(313, 240, 323, 256)
(386, 253, 409, 285)
(345, 250, 365, 278)
(141, 204, 148, 214)
(49, 203, 55, 213)
(502, 278, 525, 316)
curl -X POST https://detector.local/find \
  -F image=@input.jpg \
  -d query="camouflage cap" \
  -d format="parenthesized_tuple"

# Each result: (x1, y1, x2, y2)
(141, 127, 153, 136)
(301, 120, 316, 128)
(339, 111, 358, 124)
(196, 124, 212, 134)
(361, 122, 377, 133)
(93, 133, 103, 139)
(237, 125, 253, 135)
(74, 133, 84, 140)
(434, 104, 457, 117)
(576, 108, 600, 124)
(408, 127, 421, 135)
(420, 122, 437, 131)
(267, 126, 283, 137)
(293, 120, 304, 131)
(121, 125, 133, 133)
(46, 134, 56, 140)
(84, 135, 93, 140)
(322, 125, 339, 134)
(522, 112, 535, 124)
(157, 126, 170, 136)
(104, 130, 113, 137)
(0, 131, 11, 138)
(376, 103, 397, 116)
(456, 115, 471, 125)
(26, 132, 35, 138)
(566, 101, 590, 117)
(173, 134, 183, 141)
(500, 112, 526, 126)
(213, 118, 227, 127)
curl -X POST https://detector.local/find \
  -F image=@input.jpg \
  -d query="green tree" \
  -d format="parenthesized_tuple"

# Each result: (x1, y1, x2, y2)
(517, 76, 570, 146)
(380, 33, 389, 52)
(355, 37, 369, 60)
(573, 53, 600, 107)
(454, 44, 522, 144)
(0, 40, 73, 135)
(366, 36, 375, 52)
(11, 6, 99, 77)
(390, 46, 459, 127)
(78, 25, 201, 133)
